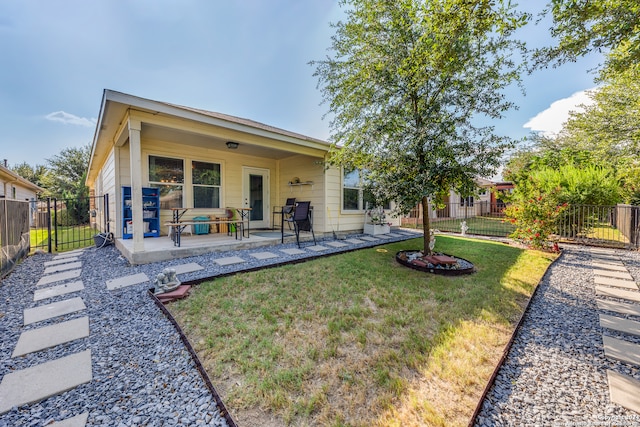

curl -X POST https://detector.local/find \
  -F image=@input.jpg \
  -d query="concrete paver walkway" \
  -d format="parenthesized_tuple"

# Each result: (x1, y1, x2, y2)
(23, 297, 86, 325)
(0, 251, 91, 423)
(12, 317, 89, 357)
(0, 350, 92, 414)
(591, 249, 640, 414)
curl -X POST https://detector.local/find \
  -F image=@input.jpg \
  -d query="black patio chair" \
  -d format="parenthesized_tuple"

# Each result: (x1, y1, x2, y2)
(273, 197, 296, 230)
(284, 201, 316, 248)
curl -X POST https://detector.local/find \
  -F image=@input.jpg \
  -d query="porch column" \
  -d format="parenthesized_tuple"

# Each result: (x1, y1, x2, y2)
(129, 118, 145, 252)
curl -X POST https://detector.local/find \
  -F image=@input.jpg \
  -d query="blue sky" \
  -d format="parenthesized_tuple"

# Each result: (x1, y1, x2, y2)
(0, 1, 604, 168)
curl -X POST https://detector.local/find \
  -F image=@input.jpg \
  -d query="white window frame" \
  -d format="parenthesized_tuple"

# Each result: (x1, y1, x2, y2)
(191, 159, 222, 209)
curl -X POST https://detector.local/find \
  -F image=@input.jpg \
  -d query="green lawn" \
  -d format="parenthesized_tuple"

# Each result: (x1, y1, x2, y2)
(405, 216, 516, 237)
(170, 235, 556, 426)
(30, 224, 98, 252)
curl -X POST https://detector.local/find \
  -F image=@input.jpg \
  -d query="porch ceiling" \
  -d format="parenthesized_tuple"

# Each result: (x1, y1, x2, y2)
(142, 123, 302, 160)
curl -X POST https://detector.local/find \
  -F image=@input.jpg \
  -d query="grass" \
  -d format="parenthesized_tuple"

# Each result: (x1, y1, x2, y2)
(169, 235, 556, 426)
(405, 216, 516, 238)
(30, 224, 98, 252)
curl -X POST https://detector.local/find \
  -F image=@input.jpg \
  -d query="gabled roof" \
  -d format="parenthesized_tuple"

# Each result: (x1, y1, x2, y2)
(0, 164, 44, 193)
(87, 89, 331, 183)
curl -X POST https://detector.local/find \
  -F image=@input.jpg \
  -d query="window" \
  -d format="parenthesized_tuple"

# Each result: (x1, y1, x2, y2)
(342, 168, 390, 211)
(343, 168, 361, 210)
(192, 161, 221, 208)
(460, 196, 474, 207)
(149, 155, 184, 209)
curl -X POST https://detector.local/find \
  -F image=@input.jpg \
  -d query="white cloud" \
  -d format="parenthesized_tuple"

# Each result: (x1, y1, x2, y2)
(45, 111, 96, 127)
(523, 88, 598, 137)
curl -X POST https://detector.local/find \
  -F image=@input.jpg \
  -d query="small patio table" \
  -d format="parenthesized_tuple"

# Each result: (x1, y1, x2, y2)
(236, 207, 252, 238)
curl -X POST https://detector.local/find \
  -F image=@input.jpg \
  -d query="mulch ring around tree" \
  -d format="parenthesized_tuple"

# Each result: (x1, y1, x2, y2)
(396, 250, 475, 276)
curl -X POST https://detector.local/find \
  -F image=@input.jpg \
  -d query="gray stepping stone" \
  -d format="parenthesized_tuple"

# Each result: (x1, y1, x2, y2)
(592, 248, 615, 253)
(214, 256, 246, 266)
(34, 281, 84, 302)
(106, 273, 149, 291)
(44, 257, 79, 267)
(13, 317, 89, 357)
(49, 412, 89, 427)
(24, 297, 86, 325)
(387, 232, 405, 237)
(600, 314, 640, 337)
(307, 245, 329, 252)
(603, 335, 640, 366)
(281, 248, 306, 255)
(250, 252, 279, 260)
(594, 269, 633, 280)
(376, 234, 393, 239)
(359, 236, 379, 241)
(325, 241, 349, 248)
(592, 254, 622, 262)
(0, 349, 92, 414)
(595, 276, 638, 290)
(607, 370, 640, 413)
(596, 286, 640, 303)
(53, 250, 84, 260)
(43, 261, 83, 275)
(344, 238, 365, 244)
(597, 299, 640, 317)
(37, 270, 82, 287)
(172, 262, 204, 275)
(593, 262, 629, 272)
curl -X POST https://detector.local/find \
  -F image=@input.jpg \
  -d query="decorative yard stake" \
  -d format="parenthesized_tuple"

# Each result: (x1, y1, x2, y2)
(460, 221, 468, 236)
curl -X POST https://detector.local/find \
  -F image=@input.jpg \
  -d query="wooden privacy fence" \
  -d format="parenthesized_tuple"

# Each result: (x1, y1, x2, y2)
(402, 202, 640, 249)
(0, 199, 30, 278)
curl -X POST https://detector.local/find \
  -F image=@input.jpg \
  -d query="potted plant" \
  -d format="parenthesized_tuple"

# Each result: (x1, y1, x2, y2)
(364, 206, 390, 235)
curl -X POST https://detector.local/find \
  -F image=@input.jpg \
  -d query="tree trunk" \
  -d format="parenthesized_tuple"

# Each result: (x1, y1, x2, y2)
(422, 196, 431, 255)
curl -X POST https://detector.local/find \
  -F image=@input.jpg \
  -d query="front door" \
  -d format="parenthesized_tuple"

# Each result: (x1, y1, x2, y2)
(242, 167, 270, 228)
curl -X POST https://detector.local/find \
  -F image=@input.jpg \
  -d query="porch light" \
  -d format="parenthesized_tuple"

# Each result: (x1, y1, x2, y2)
(226, 141, 239, 149)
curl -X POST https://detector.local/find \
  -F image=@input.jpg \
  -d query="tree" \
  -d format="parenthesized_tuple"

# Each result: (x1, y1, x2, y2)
(11, 162, 50, 190)
(313, 0, 528, 254)
(536, 0, 639, 75)
(45, 144, 92, 224)
(45, 145, 91, 198)
(508, 61, 640, 204)
(559, 65, 640, 160)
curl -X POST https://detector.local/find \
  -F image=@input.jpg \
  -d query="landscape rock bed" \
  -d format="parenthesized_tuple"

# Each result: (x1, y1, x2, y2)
(0, 231, 419, 426)
(474, 247, 640, 426)
(395, 250, 475, 275)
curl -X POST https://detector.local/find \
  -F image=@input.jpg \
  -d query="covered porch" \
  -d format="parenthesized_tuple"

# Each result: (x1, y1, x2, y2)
(87, 90, 333, 263)
(115, 229, 318, 264)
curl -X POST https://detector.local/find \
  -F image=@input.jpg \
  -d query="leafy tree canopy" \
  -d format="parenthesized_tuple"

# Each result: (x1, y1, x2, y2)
(45, 144, 91, 199)
(536, 0, 639, 75)
(313, 0, 528, 253)
(10, 162, 50, 190)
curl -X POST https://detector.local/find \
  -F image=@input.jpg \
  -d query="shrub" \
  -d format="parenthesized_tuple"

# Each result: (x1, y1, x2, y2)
(505, 186, 566, 250)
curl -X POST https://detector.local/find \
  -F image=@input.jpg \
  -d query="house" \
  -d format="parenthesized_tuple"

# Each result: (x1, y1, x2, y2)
(402, 178, 499, 225)
(0, 162, 44, 228)
(86, 90, 399, 263)
(0, 162, 43, 202)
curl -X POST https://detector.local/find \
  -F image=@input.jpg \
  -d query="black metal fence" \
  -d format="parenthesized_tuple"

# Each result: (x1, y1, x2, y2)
(402, 201, 640, 249)
(1, 199, 30, 278)
(31, 194, 109, 253)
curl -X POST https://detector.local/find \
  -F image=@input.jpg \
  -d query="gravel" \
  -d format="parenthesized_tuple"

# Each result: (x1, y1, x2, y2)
(474, 246, 640, 427)
(0, 231, 418, 426)
(5, 236, 639, 426)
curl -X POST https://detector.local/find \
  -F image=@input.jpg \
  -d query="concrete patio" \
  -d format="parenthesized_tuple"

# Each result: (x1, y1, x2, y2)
(115, 229, 311, 264)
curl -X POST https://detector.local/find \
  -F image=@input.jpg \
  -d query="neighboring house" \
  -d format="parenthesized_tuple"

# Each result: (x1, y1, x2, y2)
(428, 177, 495, 220)
(0, 163, 44, 228)
(0, 163, 43, 202)
(85, 90, 399, 258)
